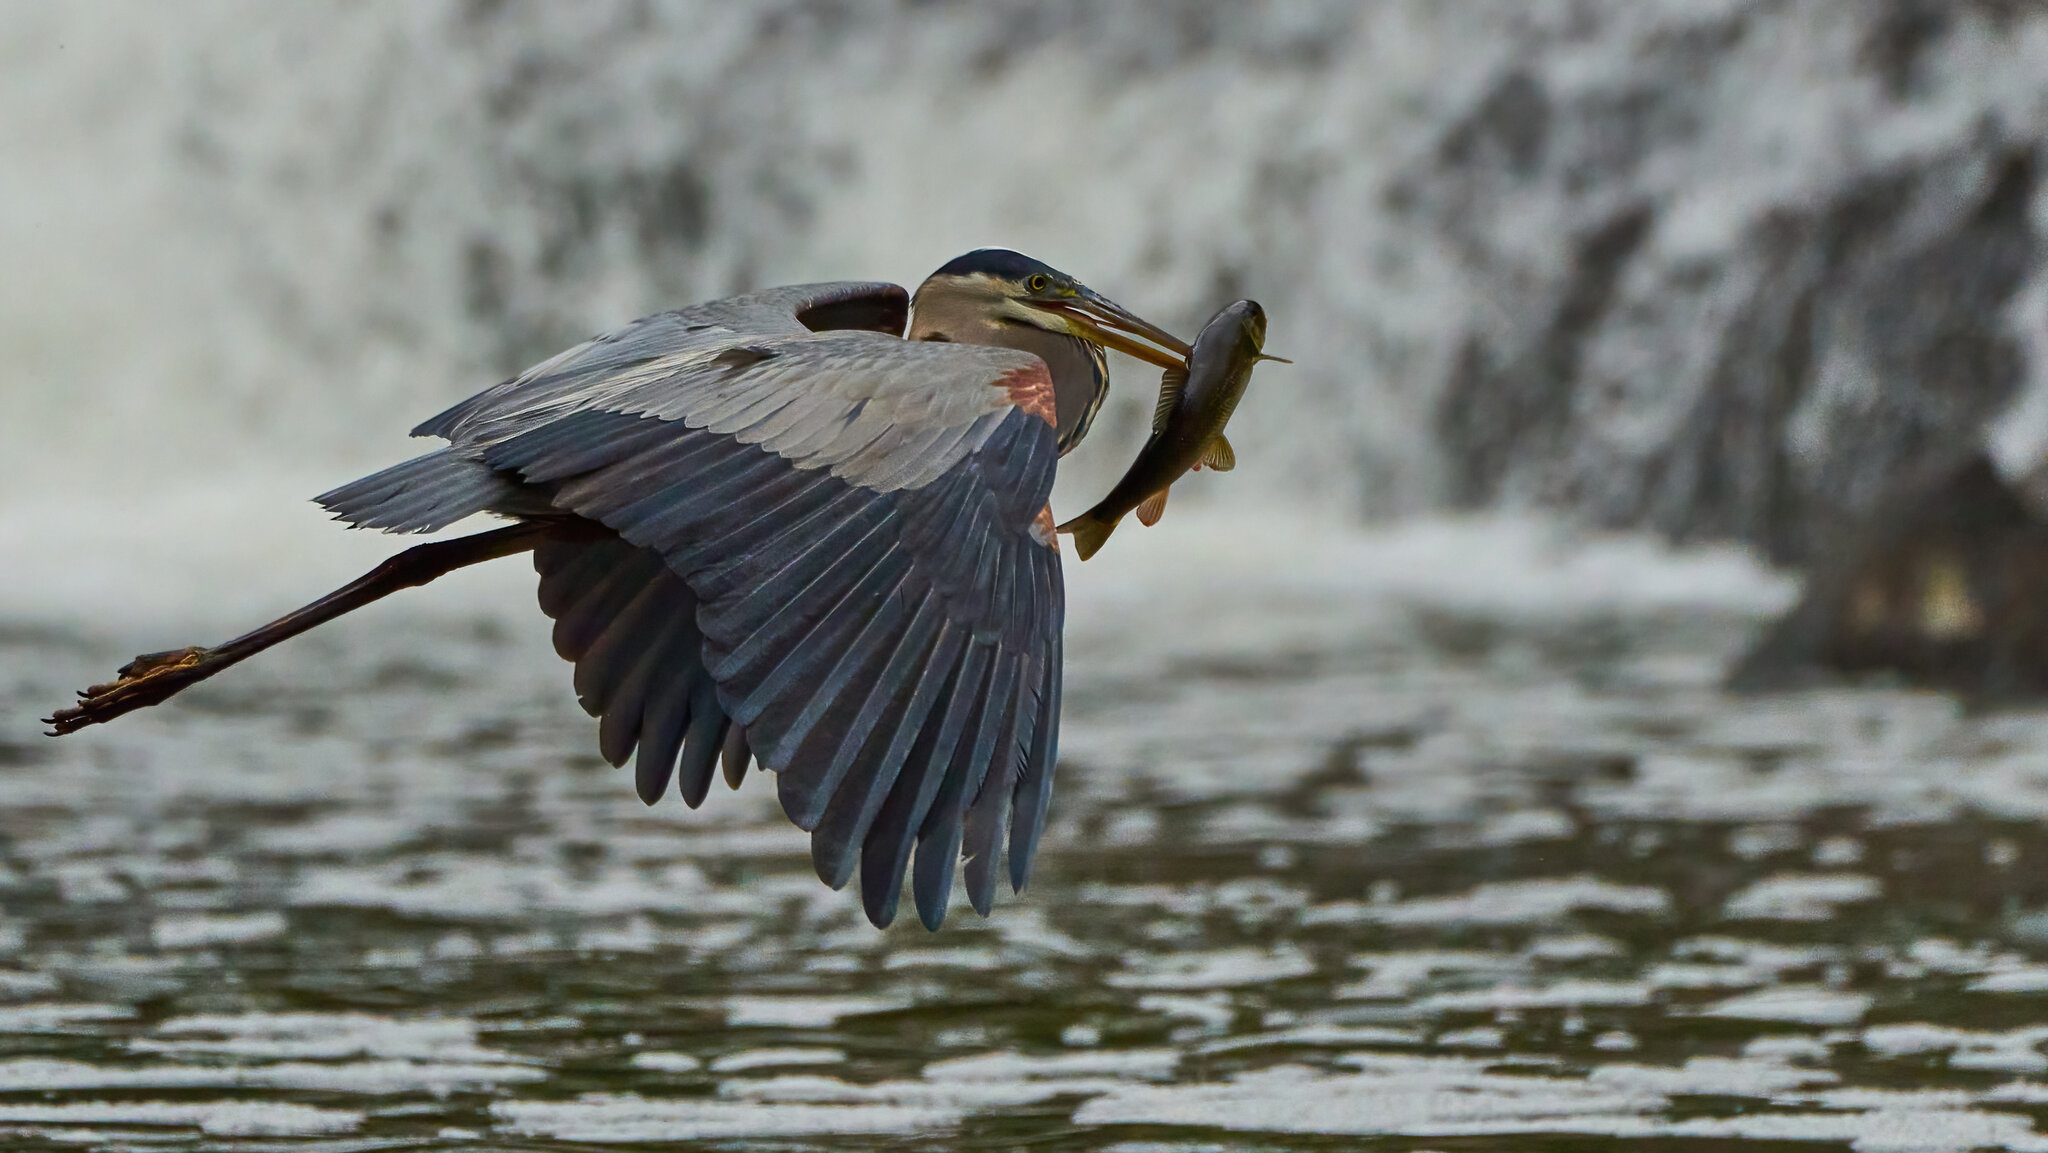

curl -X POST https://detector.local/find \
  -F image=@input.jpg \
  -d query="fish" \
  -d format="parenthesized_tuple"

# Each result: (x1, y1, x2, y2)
(1057, 299, 1286, 561)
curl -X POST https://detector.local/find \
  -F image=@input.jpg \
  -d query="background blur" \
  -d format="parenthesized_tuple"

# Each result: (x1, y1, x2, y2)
(11, 0, 2048, 617)
(11, 4, 2048, 1150)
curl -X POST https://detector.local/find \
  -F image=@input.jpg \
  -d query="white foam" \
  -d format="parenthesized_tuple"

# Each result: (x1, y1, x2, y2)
(1588, 1057, 1836, 1097)
(1327, 877, 1670, 928)
(0, 1004, 134, 1032)
(1860, 1024, 2048, 1074)
(1341, 951, 1522, 1000)
(1524, 935, 1626, 963)
(924, 1049, 1179, 1083)
(1433, 1027, 1505, 1049)
(1074, 1058, 1662, 1134)
(720, 995, 907, 1029)
(1743, 1034, 1836, 1063)
(1197, 1026, 1424, 1055)
(1106, 947, 1315, 991)
(629, 1052, 702, 1074)
(133, 1012, 523, 1064)
(492, 1095, 959, 1141)
(1968, 967, 2048, 994)
(1697, 986, 1873, 1026)
(1413, 980, 1653, 1013)
(722, 1073, 1111, 1110)
(0, 1101, 360, 1136)
(0, 1057, 545, 1094)
(707, 1047, 846, 1073)
(883, 947, 1003, 972)
(1721, 873, 1883, 922)
(1139, 994, 1237, 1032)
(1645, 963, 1771, 990)
(1075, 1053, 2048, 1150)
(151, 911, 287, 949)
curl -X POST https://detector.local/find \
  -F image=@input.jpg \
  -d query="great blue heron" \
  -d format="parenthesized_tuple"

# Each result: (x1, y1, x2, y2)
(45, 249, 1191, 931)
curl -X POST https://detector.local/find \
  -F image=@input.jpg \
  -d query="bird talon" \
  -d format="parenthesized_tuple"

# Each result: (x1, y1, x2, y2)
(119, 647, 206, 678)
(46, 646, 217, 736)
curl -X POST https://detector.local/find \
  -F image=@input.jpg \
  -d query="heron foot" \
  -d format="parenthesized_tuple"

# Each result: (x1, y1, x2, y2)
(44, 646, 214, 736)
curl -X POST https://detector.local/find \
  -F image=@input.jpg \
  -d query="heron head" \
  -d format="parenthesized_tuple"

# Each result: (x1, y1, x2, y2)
(910, 248, 1190, 370)
(909, 249, 1191, 452)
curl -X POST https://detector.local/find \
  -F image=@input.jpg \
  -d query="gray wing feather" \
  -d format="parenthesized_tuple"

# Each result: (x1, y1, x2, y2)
(314, 448, 537, 532)
(411, 282, 908, 443)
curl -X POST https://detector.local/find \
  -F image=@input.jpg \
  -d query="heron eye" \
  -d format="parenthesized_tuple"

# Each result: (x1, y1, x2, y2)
(1028, 274, 1049, 293)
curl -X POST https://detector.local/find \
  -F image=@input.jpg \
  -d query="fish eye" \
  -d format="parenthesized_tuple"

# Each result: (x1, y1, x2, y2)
(1028, 274, 1049, 293)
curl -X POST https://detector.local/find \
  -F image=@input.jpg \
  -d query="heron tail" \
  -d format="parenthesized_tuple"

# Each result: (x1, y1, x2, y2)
(1057, 511, 1120, 562)
(315, 448, 532, 534)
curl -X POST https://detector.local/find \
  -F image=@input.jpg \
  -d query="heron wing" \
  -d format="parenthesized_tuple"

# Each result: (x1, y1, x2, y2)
(416, 301, 1063, 930)
(411, 282, 910, 443)
(320, 283, 913, 534)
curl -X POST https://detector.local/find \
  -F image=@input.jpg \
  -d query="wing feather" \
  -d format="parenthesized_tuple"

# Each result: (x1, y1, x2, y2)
(634, 670, 691, 804)
(536, 540, 619, 617)
(675, 684, 728, 808)
(753, 553, 917, 795)
(694, 373, 798, 431)
(575, 578, 671, 718)
(804, 601, 952, 888)
(705, 524, 899, 693)
(593, 606, 675, 765)
(861, 635, 986, 927)
(531, 529, 736, 809)
(1009, 630, 1063, 891)
(778, 583, 925, 804)
(914, 650, 1019, 929)
(554, 556, 660, 664)
(963, 664, 1031, 916)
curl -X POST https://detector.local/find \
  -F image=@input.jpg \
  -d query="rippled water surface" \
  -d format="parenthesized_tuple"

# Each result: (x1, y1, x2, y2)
(6, 523, 2048, 1151)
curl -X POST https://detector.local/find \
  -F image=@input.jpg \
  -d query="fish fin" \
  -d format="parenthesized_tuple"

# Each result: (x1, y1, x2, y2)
(1151, 366, 1189, 435)
(1057, 513, 1118, 562)
(1136, 488, 1169, 527)
(1201, 435, 1236, 473)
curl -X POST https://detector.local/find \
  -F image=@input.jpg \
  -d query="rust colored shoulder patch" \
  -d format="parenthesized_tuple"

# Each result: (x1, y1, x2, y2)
(998, 362, 1058, 429)
(1031, 504, 1060, 551)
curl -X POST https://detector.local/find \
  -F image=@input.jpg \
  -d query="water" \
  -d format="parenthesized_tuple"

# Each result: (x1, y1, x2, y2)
(8, 517, 2048, 1151)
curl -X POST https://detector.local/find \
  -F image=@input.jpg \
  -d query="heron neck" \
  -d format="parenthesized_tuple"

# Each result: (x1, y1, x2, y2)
(908, 305, 1106, 455)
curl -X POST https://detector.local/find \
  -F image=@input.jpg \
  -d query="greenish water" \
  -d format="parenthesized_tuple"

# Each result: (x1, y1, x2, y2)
(5, 568, 2048, 1152)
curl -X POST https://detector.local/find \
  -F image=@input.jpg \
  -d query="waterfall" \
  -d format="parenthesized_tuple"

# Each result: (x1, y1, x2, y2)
(4, 1, 2043, 624)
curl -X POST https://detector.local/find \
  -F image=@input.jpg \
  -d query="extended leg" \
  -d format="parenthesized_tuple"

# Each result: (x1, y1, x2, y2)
(44, 521, 558, 736)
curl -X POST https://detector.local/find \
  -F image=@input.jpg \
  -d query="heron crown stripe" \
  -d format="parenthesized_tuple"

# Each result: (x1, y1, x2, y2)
(931, 248, 1063, 281)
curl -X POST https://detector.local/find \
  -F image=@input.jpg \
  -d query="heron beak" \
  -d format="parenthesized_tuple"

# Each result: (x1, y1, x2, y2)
(1039, 288, 1192, 371)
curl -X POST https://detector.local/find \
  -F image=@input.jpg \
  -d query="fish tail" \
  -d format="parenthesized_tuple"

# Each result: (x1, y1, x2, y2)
(1057, 512, 1119, 562)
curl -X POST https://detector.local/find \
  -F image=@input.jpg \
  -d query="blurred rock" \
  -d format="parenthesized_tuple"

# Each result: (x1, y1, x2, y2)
(1728, 454, 2048, 699)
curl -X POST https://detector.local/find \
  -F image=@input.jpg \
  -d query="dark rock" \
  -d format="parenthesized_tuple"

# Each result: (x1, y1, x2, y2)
(1729, 453, 2048, 700)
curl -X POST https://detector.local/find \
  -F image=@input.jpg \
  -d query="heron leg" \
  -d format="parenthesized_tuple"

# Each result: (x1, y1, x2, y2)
(43, 520, 560, 736)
